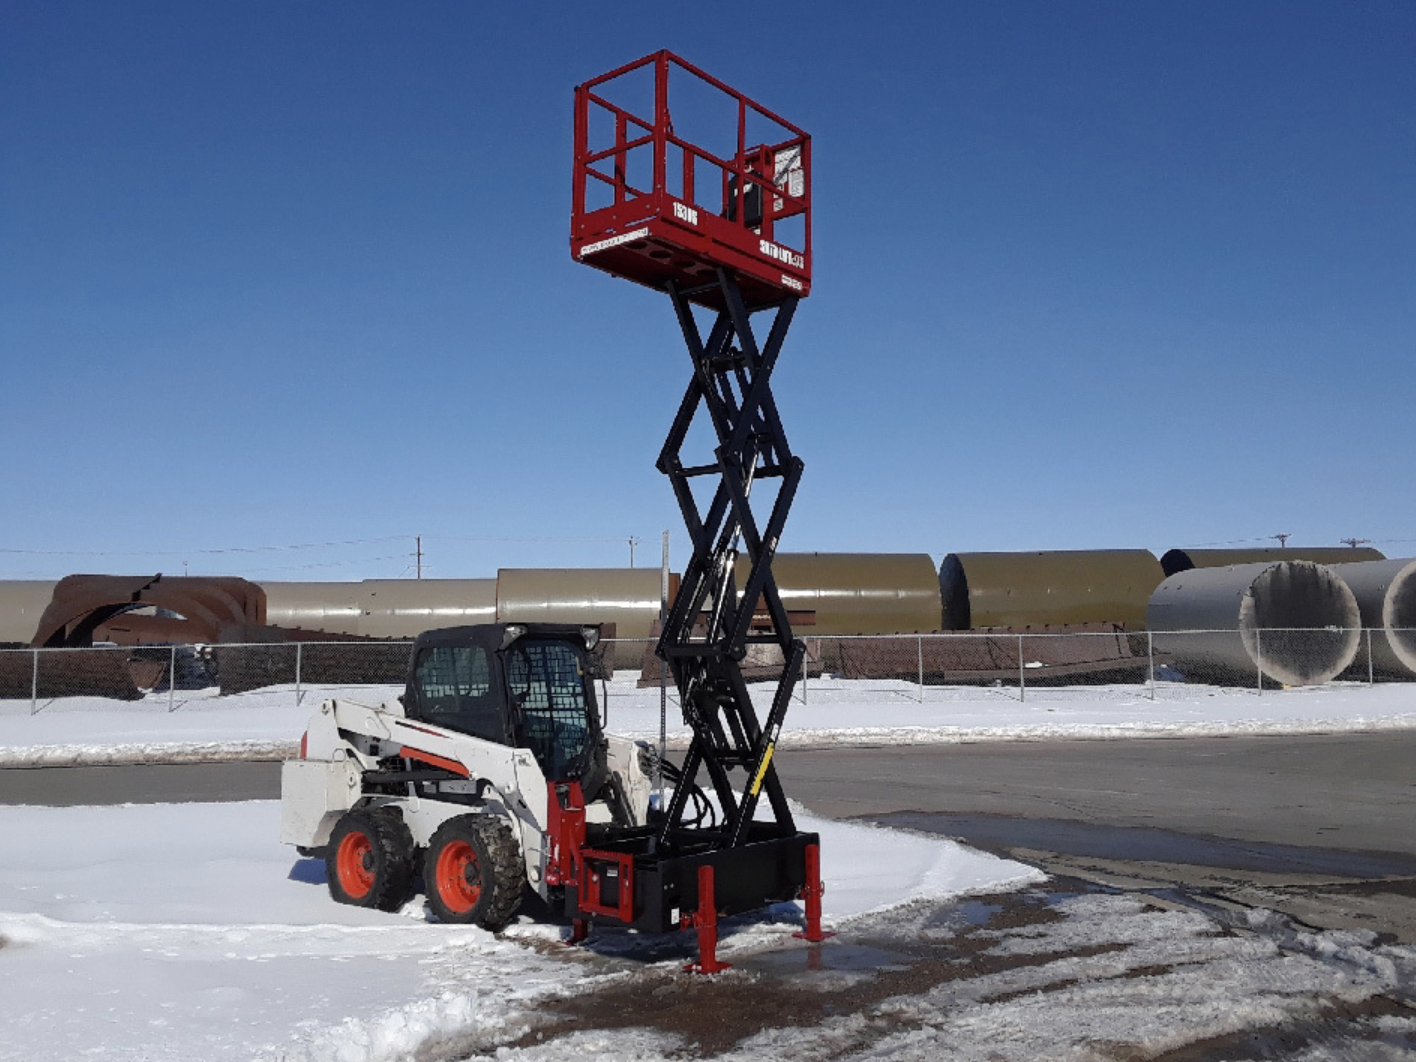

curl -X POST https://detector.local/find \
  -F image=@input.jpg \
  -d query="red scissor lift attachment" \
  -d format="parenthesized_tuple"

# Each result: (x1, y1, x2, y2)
(572, 51, 811, 311)
(568, 52, 828, 970)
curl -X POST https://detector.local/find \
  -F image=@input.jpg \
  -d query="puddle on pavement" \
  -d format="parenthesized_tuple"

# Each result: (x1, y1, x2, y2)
(735, 941, 910, 977)
(872, 810, 1416, 879)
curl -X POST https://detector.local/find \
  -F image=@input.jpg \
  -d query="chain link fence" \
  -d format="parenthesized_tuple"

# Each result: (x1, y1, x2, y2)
(1, 630, 1411, 714)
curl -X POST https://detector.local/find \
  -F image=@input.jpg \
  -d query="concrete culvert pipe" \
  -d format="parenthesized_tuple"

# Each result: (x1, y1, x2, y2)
(1331, 558, 1416, 679)
(1147, 561, 1361, 686)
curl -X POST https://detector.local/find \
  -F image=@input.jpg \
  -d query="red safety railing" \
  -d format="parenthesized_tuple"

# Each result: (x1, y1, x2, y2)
(571, 51, 811, 308)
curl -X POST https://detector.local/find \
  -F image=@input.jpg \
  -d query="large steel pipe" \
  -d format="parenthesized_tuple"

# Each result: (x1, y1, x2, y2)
(940, 550, 1164, 630)
(737, 552, 940, 635)
(0, 581, 59, 644)
(263, 579, 496, 639)
(1331, 558, 1416, 678)
(1147, 561, 1361, 686)
(260, 582, 361, 634)
(1161, 546, 1384, 577)
(496, 568, 665, 667)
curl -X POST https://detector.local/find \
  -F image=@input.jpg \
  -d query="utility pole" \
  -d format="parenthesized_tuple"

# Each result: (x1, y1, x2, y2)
(1272, 533, 1291, 549)
(415, 535, 423, 579)
(629, 536, 640, 568)
(1341, 537, 1371, 549)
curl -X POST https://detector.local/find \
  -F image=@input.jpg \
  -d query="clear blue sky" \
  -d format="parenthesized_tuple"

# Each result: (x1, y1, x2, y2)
(3, 1, 1413, 581)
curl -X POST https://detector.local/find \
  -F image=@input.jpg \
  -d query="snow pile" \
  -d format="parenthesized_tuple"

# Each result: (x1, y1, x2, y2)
(3, 673, 1415, 767)
(0, 800, 1038, 1061)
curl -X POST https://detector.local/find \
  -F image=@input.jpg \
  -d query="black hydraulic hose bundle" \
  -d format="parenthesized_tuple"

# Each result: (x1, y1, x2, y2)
(640, 744, 717, 829)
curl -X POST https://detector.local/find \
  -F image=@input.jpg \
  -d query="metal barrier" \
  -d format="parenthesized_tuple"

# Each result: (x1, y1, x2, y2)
(1, 630, 1411, 714)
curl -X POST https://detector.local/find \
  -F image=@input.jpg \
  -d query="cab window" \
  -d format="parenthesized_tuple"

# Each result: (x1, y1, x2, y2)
(412, 645, 503, 744)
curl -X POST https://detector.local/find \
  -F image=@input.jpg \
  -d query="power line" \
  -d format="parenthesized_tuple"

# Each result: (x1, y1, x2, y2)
(232, 554, 420, 574)
(429, 534, 640, 545)
(0, 536, 411, 557)
(1178, 536, 1280, 548)
(0, 532, 649, 559)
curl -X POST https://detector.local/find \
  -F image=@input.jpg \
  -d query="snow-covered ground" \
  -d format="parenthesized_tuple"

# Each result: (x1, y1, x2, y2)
(3, 676, 1414, 1059)
(0, 800, 1040, 1061)
(1, 672, 1413, 766)
(5, 798, 1409, 1061)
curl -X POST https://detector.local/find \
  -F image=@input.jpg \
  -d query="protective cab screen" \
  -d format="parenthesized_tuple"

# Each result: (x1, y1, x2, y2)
(506, 640, 593, 780)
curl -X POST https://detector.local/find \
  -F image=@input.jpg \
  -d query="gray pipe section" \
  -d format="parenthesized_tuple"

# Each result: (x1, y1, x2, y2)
(1161, 546, 1385, 578)
(1147, 561, 1361, 686)
(1331, 558, 1416, 678)
(263, 579, 496, 638)
(0, 581, 59, 644)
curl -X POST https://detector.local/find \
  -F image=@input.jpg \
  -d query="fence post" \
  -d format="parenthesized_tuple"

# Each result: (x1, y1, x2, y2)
(30, 649, 39, 715)
(1018, 633, 1026, 703)
(295, 642, 304, 707)
(168, 645, 177, 712)
(1148, 630, 1155, 702)
(1367, 627, 1374, 686)
(801, 645, 808, 706)
(918, 635, 924, 703)
(1255, 628, 1263, 695)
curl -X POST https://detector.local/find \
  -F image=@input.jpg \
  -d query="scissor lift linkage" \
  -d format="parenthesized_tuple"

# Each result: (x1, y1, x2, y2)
(655, 268, 805, 851)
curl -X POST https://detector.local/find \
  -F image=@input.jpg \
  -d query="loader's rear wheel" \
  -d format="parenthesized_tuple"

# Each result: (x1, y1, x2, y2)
(325, 807, 415, 912)
(425, 815, 524, 930)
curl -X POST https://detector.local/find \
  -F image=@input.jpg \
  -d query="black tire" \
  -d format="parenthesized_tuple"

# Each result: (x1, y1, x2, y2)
(424, 814, 524, 930)
(325, 807, 416, 912)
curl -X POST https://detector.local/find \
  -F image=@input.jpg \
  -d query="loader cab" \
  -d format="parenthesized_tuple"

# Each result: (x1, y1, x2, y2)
(403, 623, 605, 784)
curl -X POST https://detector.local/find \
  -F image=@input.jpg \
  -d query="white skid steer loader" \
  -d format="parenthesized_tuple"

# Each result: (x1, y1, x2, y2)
(281, 623, 659, 929)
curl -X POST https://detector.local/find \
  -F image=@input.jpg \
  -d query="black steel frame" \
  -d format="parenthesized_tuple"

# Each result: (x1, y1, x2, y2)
(655, 268, 806, 850)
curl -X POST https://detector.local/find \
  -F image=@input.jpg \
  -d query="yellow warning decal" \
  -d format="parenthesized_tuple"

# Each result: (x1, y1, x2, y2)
(749, 741, 776, 797)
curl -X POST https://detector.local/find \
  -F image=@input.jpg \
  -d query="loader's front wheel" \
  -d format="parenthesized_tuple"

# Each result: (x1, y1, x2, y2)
(425, 815, 524, 930)
(326, 807, 415, 912)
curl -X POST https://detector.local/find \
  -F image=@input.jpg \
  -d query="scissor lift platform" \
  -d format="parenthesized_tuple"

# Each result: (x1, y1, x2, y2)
(571, 51, 811, 311)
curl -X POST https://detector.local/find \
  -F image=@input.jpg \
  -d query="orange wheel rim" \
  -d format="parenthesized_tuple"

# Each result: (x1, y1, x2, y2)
(435, 840, 482, 913)
(336, 831, 376, 898)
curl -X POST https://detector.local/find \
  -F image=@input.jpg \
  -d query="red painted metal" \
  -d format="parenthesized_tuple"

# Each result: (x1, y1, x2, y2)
(683, 864, 732, 974)
(577, 847, 635, 923)
(792, 842, 835, 942)
(544, 781, 586, 888)
(568, 918, 589, 945)
(571, 50, 811, 310)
